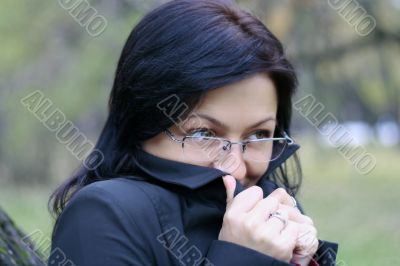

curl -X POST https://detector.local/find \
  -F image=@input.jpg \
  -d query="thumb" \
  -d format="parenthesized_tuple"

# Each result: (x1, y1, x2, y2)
(222, 175, 236, 206)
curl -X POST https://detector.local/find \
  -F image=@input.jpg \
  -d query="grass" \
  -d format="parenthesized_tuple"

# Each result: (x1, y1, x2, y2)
(1, 143, 399, 265)
(297, 139, 400, 265)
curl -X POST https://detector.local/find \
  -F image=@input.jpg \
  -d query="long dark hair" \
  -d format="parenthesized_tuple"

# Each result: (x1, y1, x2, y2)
(49, 0, 301, 218)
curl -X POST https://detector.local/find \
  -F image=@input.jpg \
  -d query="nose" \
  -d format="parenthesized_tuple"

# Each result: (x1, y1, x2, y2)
(213, 144, 247, 182)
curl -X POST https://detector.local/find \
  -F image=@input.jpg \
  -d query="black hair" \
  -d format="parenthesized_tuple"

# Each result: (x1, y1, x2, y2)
(49, 0, 301, 218)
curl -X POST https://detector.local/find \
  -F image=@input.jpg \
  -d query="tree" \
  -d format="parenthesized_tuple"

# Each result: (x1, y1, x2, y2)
(0, 208, 45, 266)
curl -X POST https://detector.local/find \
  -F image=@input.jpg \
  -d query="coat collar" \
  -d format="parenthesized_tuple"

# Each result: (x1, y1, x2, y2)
(131, 143, 300, 196)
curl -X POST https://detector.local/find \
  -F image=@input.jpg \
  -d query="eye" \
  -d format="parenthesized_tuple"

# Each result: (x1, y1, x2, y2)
(247, 130, 271, 140)
(187, 128, 216, 138)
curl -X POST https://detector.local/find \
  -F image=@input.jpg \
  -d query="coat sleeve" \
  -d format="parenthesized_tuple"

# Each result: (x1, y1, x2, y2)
(205, 240, 293, 266)
(312, 240, 339, 266)
(205, 238, 338, 266)
(48, 185, 156, 266)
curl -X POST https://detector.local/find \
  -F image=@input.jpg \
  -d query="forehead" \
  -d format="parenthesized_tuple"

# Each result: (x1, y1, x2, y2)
(192, 73, 278, 124)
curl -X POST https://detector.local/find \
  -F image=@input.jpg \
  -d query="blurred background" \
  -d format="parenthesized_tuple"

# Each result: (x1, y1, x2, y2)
(0, 0, 399, 265)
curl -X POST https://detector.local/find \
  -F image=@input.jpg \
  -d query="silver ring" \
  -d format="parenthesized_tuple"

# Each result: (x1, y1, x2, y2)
(290, 196, 298, 209)
(269, 211, 288, 227)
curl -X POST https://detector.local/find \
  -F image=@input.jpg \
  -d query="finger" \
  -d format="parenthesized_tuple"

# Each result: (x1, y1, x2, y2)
(295, 224, 318, 255)
(278, 204, 314, 225)
(279, 220, 299, 251)
(285, 221, 318, 256)
(229, 185, 264, 213)
(222, 175, 236, 207)
(262, 209, 289, 236)
(247, 195, 279, 222)
(269, 188, 295, 207)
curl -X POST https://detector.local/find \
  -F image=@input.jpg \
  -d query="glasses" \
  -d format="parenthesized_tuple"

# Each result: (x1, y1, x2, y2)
(164, 128, 294, 163)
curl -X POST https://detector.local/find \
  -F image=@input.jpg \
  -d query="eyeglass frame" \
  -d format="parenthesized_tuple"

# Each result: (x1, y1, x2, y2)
(163, 128, 294, 162)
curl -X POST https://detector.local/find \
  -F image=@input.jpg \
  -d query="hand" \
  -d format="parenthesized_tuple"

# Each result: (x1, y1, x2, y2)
(268, 188, 319, 265)
(218, 175, 299, 262)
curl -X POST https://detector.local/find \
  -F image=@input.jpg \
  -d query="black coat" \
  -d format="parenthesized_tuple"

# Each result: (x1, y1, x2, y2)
(49, 144, 338, 266)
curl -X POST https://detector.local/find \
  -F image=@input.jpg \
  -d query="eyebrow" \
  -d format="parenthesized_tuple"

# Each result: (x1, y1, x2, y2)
(186, 113, 276, 129)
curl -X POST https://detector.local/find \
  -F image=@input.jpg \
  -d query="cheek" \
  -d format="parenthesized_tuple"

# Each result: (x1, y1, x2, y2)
(247, 161, 270, 180)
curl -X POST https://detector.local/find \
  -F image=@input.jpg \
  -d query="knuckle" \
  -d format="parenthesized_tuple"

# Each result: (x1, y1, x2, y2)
(300, 234, 314, 249)
(312, 239, 319, 253)
(303, 224, 317, 237)
(249, 186, 263, 199)
(223, 211, 236, 224)
(293, 207, 302, 215)
(243, 217, 258, 232)
(304, 215, 314, 225)
(309, 225, 317, 236)
(267, 196, 279, 208)
(275, 187, 287, 196)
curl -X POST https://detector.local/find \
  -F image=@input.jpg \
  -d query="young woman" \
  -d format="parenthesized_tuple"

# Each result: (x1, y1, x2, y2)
(49, 0, 338, 265)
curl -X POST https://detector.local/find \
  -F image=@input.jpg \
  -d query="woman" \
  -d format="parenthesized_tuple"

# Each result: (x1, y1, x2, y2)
(49, 0, 338, 265)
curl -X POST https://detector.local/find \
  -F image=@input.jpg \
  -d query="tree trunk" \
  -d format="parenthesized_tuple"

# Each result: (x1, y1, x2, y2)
(0, 207, 45, 266)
